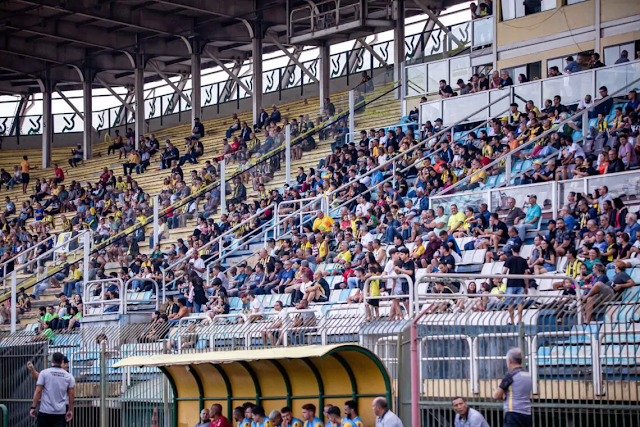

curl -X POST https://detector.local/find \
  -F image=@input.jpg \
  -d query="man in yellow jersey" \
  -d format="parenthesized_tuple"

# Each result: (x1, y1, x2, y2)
(302, 404, 324, 427)
(281, 407, 303, 427)
(312, 211, 334, 233)
(251, 406, 274, 427)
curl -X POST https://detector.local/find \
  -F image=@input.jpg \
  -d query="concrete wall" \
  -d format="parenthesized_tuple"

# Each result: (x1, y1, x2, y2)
(0, 68, 393, 154)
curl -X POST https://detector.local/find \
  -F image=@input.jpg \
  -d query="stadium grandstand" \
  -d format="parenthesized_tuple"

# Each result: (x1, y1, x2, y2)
(0, 0, 639, 426)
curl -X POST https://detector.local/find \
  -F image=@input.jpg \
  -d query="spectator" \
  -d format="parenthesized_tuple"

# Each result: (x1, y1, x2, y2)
(211, 404, 233, 427)
(191, 117, 205, 138)
(589, 52, 605, 69)
(615, 50, 630, 64)
(439, 80, 455, 98)
(68, 144, 83, 167)
(502, 244, 530, 325)
(563, 55, 583, 74)
(269, 105, 281, 126)
(195, 409, 211, 427)
(583, 260, 635, 323)
(514, 195, 541, 240)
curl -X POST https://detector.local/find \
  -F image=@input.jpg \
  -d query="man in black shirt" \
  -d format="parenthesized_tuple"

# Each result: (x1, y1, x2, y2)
(395, 248, 415, 315)
(439, 80, 455, 98)
(191, 118, 205, 138)
(502, 245, 530, 325)
(478, 213, 508, 252)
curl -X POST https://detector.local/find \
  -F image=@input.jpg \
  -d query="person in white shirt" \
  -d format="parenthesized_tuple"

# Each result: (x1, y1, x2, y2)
(360, 225, 374, 247)
(373, 397, 403, 427)
(576, 94, 594, 112)
(189, 251, 206, 279)
(355, 196, 371, 217)
(247, 291, 264, 322)
(382, 248, 400, 291)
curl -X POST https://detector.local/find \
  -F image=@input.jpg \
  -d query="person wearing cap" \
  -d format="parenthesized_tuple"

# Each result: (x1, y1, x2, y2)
(514, 195, 541, 240)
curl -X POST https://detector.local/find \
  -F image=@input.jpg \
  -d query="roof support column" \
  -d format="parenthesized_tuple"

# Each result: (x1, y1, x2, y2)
(394, 0, 405, 97)
(83, 73, 93, 161)
(42, 77, 53, 170)
(319, 43, 331, 114)
(252, 36, 264, 127)
(134, 55, 145, 151)
(191, 39, 202, 124)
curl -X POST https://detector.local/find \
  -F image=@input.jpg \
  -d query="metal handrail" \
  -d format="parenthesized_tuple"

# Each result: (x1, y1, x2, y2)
(83, 278, 125, 317)
(160, 203, 276, 300)
(325, 91, 512, 206)
(204, 197, 321, 276)
(363, 274, 415, 317)
(123, 278, 159, 314)
(437, 74, 640, 197)
(327, 106, 511, 216)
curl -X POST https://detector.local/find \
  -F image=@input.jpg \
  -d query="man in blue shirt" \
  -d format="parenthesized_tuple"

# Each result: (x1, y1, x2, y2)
(281, 407, 303, 427)
(343, 401, 364, 427)
(302, 403, 324, 427)
(514, 195, 541, 240)
(563, 55, 583, 74)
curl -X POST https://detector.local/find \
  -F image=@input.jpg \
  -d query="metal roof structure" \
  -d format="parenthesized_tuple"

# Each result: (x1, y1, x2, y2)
(0, 0, 464, 94)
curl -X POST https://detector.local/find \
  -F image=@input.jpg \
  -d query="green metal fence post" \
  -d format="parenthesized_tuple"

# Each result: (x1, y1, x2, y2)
(0, 404, 7, 427)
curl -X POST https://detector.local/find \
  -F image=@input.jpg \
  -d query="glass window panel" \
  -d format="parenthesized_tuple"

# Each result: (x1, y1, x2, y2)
(542, 72, 593, 106)
(586, 171, 640, 202)
(490, 88, 510, 118)
(472, 17, 493, 47)
(406, 65, 426, 97)
(420, 101, 442, 124)
(567, 0, 587, 4)
(490, 183, 553, 215)
(427, 60, 448, 93)
(603, 43, 635, 68)
(449, 56, 471, 86)
(431, 193, 488, 215)
(443, 92, 489, 123)
(501, 0, 517, 21)
(514, 81, 542, 110)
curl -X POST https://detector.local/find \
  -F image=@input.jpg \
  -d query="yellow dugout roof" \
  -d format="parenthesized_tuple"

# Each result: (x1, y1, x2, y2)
(116, 344, 392, 427)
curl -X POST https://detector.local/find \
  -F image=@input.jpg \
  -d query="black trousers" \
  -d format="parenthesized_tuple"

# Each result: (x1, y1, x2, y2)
(37, 412, 66, 427)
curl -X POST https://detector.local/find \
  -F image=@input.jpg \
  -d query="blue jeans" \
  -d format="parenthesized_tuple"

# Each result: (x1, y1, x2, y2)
(64, 281, 79, 297)
(384, 225, 400, 243)
(347, 278, 359, 289)
(505, 287, 525, 306)
(515, 223, 536, 240)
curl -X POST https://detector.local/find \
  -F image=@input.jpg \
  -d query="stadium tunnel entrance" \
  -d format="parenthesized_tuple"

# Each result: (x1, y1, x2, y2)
(115, 344, 392, 427)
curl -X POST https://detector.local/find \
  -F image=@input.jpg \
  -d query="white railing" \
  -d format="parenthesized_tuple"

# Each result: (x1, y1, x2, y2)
(417, 59, 640, 126)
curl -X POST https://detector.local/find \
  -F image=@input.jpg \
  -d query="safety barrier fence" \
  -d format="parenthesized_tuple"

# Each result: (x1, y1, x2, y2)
(417, 59, 640, 127)
(2, 265, 640, 427)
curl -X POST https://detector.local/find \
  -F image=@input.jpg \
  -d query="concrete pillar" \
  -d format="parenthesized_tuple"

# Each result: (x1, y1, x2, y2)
(252, 37, 264, 127)
(319, 43, 331, 114)
(394, 0, 405, 96)
(191, 39, 202, 124)
(42, 81, 53, 169)
(134, 55, 145, 150)
(83, 79, 93, 160)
